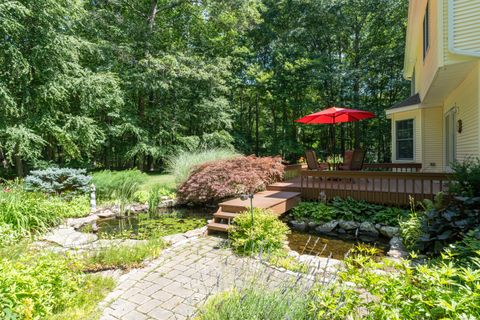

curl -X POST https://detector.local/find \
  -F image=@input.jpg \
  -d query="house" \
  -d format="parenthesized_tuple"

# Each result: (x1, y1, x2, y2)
(386, 0, 480, 172)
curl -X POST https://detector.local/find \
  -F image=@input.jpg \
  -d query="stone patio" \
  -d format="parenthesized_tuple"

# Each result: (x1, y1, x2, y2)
(99, 236, 322, 320)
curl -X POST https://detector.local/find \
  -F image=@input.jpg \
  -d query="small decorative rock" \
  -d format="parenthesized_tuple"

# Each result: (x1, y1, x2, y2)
(315, 220, 339, 233)
(379, 226, 400, 238)
(307, 221, 318, 230)
(338, 220, 360, 230)
(290, 220, 307, 232)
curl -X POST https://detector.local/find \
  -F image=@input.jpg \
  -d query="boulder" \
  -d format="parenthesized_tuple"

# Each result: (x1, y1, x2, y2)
(338, 220, 360, 230)
(379, 226, 400, 238)
(290, 220, 307, 232)
(315, 220, 339, 233)
(184, 227, 207, 238)
(43, 227, 98, 248)
(307, 221, 318, 230)
(66, 214, 99, 229)
(359, 222, 379, 236)
(97, 209, 116, 219)
(163, 233, 187, 245)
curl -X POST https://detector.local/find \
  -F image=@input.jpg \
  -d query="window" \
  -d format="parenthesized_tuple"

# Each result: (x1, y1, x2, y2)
(396, 119, 414, 160)
(423, 2, 430, 60)
(445, 109, 457, 166)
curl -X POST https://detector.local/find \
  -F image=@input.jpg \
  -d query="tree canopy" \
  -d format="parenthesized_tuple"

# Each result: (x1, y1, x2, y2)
(0, 0, 409, 176)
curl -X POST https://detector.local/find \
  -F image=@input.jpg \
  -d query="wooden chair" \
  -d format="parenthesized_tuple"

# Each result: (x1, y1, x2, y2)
(338, 150, 354, 170)
(338, 149, 365, 171)
(305, 150, 320, 170)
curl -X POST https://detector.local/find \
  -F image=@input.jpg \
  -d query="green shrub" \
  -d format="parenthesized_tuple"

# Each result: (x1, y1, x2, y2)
(341, 251, 480, 319)
(198, 287, 309, 320)
(0, 247, 115, 320)
(399, 212, 422, 252)
(449, 157, 480, 197)
(133, 190, 149, 203)
(447, 227, 480, 262)
(81, 238, 166, 271)
(24, 168, 91, 195)
(0, 185, 90, 236)
(291, 201, 335, 222)
(166, 148, 241, 185)
(91, 169, 146, 201)
(230, 208, 289, 254)
(0, 250, 80, 319)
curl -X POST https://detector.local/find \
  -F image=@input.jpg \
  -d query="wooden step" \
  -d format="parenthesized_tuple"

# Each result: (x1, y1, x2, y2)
(213, 211, 238, 220)
(219, 191, 301, 216)
(207, 222, 230, 233)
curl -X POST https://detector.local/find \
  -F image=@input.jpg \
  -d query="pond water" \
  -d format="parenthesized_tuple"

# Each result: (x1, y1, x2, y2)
(287, 231, 389, 260)
(84, 207, 211, 240)
(85, 207, 389, 260)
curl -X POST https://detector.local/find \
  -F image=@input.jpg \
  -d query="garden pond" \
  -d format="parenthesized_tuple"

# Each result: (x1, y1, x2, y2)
(287, 231, 388, 260)
(82, 207, 211, 240)
(84, 207, 388, 259)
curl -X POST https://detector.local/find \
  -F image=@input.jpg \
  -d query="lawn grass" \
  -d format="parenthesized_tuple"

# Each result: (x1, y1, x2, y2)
(140, 173, 176, 191)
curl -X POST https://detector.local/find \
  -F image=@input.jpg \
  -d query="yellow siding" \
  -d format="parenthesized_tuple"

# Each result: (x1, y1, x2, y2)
(421, 107, 444, 171)
(390, 109, 422, 163)
(414, 0, 441, 99)
(443, 63, 480, 162)
(444, 0, 480, 65)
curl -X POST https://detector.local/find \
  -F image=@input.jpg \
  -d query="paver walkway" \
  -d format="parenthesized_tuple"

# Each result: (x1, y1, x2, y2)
(100, 236, 316, 320)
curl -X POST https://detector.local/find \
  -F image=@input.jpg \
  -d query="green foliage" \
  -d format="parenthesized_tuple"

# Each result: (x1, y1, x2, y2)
(399, 210, 422, 252)
(0, 250, 77, 319)
(147, 185, 162, 215)
(450, 157, 480, 197)
(447, 228, 480, 262)
(0, 244, 115, 320)
(92, 169, 146, 201)
(166, 148, 241, 185)
(340, 251, 480, 319)
(292, 198, 408, 226)
(418, 159, 480, 255)
(47, 275, 116, 320)
(0, 184, 90, 236)
(81, 238, 166, 271)
(198, 288, 309, 320)
(230, 208, 290, 254)
(24, 168, 91, 195)
(291, 202, 335, 222)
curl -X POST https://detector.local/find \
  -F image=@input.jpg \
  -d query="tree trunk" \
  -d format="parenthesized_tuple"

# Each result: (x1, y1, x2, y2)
(255, 93, 260, 156)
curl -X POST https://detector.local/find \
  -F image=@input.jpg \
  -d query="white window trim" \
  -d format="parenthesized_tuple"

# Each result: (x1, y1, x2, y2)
(395, 118, 416, 162)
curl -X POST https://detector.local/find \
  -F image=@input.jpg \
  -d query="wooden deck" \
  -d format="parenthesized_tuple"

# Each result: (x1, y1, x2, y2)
(269, 170, 452, 205)
(207, 164, 453, 233)
(206, 190, 301, 233)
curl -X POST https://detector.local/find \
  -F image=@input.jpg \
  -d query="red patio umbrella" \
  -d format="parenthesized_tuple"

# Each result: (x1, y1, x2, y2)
(295, 107, 375, 165)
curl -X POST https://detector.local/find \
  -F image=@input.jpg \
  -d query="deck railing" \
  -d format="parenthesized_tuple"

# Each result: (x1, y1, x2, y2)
(300, 170, 453, 205)
(362, 163, 422, 172)
(284, 164, 304, 180)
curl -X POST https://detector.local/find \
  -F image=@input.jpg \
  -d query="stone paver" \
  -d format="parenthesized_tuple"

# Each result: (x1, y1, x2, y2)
(99, 236, 316, 320)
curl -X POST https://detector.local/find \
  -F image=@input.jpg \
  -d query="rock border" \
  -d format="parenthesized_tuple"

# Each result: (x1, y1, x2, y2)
(289, 219, 409, 260)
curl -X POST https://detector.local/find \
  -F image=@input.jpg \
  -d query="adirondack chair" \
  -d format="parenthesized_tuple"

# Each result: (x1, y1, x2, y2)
(338, 149, 365, 171)
(305, 150, 321, 170)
